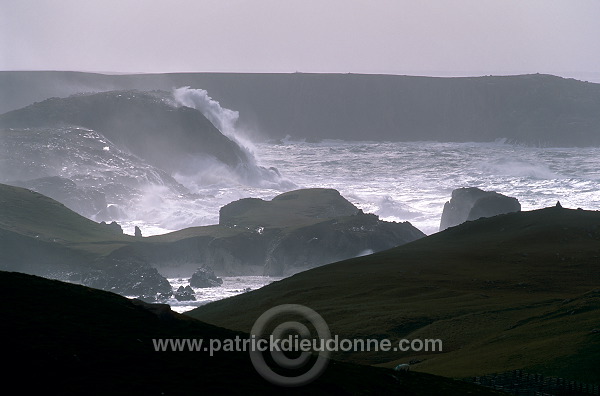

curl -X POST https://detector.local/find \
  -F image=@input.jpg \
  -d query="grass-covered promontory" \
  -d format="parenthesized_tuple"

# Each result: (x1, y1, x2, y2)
(188, 206, 600, 383)
(0, 183, 424, 283)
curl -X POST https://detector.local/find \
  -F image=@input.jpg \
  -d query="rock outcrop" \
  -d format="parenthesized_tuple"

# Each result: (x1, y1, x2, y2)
(174, 285, 196, 301)
(101, 221, 124, 235)
(189, 268, 223, 288)
(73, 256, 172, 302)
(439, 187, 521, 231)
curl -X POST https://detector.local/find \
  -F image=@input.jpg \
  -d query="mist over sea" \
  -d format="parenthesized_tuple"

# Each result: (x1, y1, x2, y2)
(118, 139, 600, 237)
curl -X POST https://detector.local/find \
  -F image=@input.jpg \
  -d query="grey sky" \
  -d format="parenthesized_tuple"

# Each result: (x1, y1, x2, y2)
(1, 0, 600, 80)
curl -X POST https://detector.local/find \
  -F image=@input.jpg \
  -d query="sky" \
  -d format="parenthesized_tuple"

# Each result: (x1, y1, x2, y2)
(1, 0, 600, 80)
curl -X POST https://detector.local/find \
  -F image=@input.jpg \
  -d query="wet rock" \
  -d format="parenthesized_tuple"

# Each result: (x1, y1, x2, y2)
(189, 268, 223, 288)
(100, 221, 123, 235)
(174, 285, 196, 301)
(76, 256, 172, 301)
(440, 187, 521, 231)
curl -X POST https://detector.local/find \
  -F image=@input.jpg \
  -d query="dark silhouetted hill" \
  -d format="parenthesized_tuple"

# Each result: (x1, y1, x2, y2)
(1, 270, 506, 395)
(189, 206, 600, 383)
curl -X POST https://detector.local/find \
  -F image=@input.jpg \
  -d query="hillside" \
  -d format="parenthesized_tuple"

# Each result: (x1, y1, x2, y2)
(188, 206, 600, 383)
(2, 71, 600, 146)
(1, 270, 506, 395)
(0, 183, 423, 283)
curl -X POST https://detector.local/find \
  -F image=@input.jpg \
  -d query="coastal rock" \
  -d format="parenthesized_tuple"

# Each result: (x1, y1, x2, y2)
(135, 226, 142, 238)
(131, 298, 179, 320)
(174, 285, 196, 301)
(440, 187, 521, 231)
(75, 256, 172, 302)
(189, 268, 223, 288)
(100, 221, 124, 235)
(264, 212, 426, 276)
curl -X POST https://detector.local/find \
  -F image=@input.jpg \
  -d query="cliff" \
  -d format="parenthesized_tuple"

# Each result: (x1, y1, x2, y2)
(2, 71, 600, 146)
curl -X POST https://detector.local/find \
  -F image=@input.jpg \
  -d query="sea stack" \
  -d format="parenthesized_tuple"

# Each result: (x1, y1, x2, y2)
(439, 187, 521, 231)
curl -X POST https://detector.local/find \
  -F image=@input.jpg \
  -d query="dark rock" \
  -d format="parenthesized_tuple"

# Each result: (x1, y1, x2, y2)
(100, 221, 123, 235)
(130, 298, 179, 320)
(174, 285, 196, 301)
(556, 201, 563, 208)
(467, 195, 521, 221)
(76, 256, 172, 301)
(440, 187, 521, 231)
(156, 291, 173, 302)
(189, 268, 223, 288)
(264, 212, 425, 276)
(135, 226, 142, 238)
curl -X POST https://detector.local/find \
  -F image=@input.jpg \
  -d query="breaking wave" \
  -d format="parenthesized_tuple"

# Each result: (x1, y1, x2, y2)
(171, 87, 294, 191)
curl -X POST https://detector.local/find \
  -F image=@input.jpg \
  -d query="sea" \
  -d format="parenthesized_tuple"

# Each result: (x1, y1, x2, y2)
(124, 139, 600, 237)
(145, 139, 600, 312)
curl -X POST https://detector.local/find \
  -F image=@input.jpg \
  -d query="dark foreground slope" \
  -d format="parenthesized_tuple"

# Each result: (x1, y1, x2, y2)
(189, 207, 600, 383)
(2, 71, 600, 146)
(1, 271, 505, 395)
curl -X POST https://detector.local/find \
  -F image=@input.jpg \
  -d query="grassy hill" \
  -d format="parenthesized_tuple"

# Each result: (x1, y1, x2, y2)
(1, 270, 506, 395)
(188, 206, 600, 383)
(0, 183, 130, 244)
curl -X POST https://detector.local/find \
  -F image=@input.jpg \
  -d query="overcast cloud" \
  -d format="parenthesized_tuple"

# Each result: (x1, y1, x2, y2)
(1, 0, 599, 80)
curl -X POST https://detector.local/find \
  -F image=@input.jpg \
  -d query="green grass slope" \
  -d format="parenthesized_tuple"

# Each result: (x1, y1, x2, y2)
(0, 183, 131, 248)
(1, 271, 505, 395)
(188, 207, 600, 383)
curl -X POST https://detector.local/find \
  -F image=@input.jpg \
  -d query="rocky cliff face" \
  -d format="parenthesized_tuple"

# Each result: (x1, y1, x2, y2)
(3, 72, 600, 147)
(439, 187, 521, 231)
